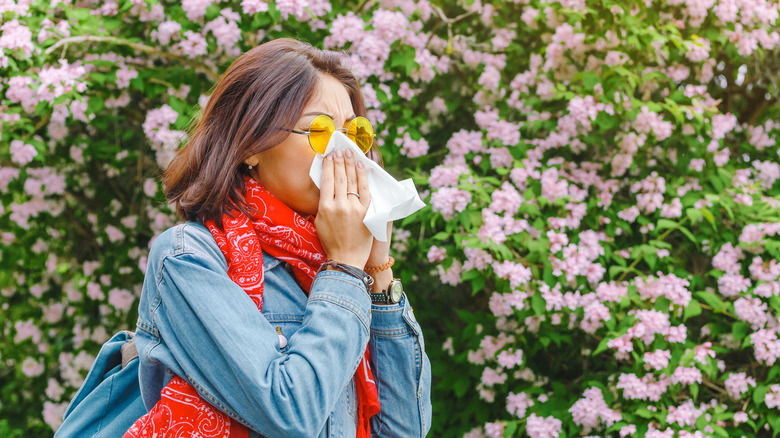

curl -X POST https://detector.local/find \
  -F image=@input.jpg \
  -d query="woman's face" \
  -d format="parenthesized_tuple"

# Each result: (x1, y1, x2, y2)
(247, 74, 355, 217)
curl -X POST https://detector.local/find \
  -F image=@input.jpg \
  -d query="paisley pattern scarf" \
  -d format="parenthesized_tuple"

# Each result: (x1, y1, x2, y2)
(125, 176, 380, 438)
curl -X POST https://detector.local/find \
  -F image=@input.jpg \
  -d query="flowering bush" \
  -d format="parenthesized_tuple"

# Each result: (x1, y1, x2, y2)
(1, 0, 778, 436)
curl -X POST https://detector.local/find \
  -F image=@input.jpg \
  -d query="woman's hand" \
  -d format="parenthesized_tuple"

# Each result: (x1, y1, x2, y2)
(366, 222, 394, 292)
(315, 149, 373, 269)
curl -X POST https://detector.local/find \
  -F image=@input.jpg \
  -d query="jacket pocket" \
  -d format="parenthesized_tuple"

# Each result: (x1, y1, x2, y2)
(263, 313, 303, 353)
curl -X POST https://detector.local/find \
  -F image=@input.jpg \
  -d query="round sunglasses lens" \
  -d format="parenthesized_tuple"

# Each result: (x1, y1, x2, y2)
(309, 115, 335, 154)
(347, 117, 374, 152)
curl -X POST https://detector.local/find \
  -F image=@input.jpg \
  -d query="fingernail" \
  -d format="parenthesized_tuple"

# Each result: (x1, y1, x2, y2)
(357, 160, 364, 169)
(345, 149, 353, 159)
(336, 150, 343, 158)
(325, 154, 332, 161)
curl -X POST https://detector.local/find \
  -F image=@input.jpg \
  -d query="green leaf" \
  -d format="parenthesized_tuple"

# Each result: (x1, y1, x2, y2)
(695, 291, 727, 312)
(453, 377, 470, 397)
(732, 321, 750, 342)
(504, 421, 518, 437)
(531, 293, 546, 315)
(583, 71, 600, 91)
(754, 385, 768, 406)
(683, 300, 702, 321)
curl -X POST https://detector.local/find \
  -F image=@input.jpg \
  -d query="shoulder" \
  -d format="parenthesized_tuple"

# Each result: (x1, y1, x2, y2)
(148, 221, 283, 272)
(148, 222, 226, 270)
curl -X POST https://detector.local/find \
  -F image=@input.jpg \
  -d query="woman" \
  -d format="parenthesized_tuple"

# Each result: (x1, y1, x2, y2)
(124, 39, 432, 437)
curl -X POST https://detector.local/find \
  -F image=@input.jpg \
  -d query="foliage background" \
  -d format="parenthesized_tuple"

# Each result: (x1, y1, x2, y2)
(1, 0, 779, 436)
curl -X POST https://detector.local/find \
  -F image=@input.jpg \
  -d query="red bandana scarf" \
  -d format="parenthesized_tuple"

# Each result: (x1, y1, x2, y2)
(125, 176, 380, 438)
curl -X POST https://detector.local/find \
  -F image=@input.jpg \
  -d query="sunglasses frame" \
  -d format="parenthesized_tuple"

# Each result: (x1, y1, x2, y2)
(287, 114, 375, 154)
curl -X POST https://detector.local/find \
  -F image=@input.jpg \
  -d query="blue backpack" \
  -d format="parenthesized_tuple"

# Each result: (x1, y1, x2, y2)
(54, 330, 147, 437)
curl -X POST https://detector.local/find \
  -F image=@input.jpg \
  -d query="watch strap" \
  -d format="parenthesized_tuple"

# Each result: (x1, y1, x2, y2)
(370, 290, 389, 303)
(318, 260, 374, 291)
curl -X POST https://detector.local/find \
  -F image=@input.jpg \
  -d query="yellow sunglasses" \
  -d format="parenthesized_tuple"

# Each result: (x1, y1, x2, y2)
(287, 114, 375, 154)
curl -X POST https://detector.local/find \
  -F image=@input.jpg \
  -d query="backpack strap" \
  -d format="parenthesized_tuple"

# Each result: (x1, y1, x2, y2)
(121, 338, 138, 369)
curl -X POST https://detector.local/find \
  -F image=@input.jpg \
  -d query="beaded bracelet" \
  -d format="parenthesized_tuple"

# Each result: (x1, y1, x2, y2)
(365, 256, 395, 274)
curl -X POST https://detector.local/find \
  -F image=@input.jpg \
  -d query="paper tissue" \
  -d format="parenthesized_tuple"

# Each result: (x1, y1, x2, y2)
(309, 131, 425, 242)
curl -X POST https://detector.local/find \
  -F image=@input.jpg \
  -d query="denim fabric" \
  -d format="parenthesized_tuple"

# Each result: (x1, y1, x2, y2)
(134, 221, 431, 438)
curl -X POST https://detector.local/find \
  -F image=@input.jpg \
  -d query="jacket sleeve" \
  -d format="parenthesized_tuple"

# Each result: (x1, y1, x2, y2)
(368, 295, 432, 437)
(151, 248, 372, 438)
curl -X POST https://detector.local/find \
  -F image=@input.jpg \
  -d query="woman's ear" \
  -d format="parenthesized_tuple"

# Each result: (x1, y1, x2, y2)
(244, 154, 260, 168)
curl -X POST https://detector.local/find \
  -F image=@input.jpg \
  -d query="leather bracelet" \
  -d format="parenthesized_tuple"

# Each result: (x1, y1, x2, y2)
(365, 256, 395, 274)
(318, 260, 374, 291)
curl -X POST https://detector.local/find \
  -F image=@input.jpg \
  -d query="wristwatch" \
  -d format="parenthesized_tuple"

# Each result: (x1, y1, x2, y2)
(318, 260, 374, 292)
(370, 278, 403, 304)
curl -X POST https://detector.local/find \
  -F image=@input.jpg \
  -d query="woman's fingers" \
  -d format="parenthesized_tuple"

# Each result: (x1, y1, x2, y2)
(319, 154, 334, 202)
(356, 159, 370, 207)
(344, 149, 358, 199)
(332, 149, 346, 199)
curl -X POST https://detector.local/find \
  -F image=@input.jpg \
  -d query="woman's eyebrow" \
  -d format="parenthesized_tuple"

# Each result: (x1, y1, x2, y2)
(300, 112, 357, 119)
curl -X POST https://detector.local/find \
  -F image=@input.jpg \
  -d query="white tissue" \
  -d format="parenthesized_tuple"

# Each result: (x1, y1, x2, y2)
(309, 131, 425, 242)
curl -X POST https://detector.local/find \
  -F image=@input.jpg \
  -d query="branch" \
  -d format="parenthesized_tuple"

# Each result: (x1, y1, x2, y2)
(44, 35, 220, 82)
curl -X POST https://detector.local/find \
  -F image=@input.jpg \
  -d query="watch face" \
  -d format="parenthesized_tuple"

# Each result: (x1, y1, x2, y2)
(390, 280, 403, 303)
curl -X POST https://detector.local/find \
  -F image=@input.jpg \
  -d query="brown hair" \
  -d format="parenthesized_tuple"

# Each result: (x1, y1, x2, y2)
(163, 38, 379, 227)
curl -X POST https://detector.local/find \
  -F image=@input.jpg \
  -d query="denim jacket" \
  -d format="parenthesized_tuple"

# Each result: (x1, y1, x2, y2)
(134, 221, 432, 438)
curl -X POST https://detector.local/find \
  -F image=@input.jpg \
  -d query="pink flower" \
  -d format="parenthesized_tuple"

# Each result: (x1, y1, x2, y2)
(644, 350, 671, 370)
(666, 399, 704, 427)
(664, 324, 687, 343)
(718, 273, 751, 297)
(497, 349, 524, 368)
(436, 260, 462, 286)
(766, 384, 780, 409)
(693, 342, 716, 363)
(750, 329, 780, 365)
(541, 168, 568, 201)
(108, 288, 135, 312)
(724, 372, 757, 399)
(429, 164, 468, 188)
(182, 0, 213, 20)
(492, 260, 531, 288)
(617, 373, 671, 401)
(430, 187, 471, 219)
(526, 413, 563, 438)
(490, 182, 523, 214)
(617, 205, 640, 222)
(10, 140, 37, 165)
(734, 297, 769, 329)
(0, 19, 34, 57)
(481, 367, 507, 386)
(484, 421, 505, 438)
(240, 0, 268, 14)
(506, 392, 533, 417)
(426, 245, 446, 263)
(22, 357, 44, 377)
(671, 366, 703, 385)
(398, 132, 429, 158)
(569, 387, 621, 433)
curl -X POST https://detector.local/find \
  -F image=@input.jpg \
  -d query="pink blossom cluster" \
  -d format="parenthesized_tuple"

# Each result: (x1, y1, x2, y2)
(492, 260, 531, 289)
(724, 372, 757, 399)
(635, 272, 692, 307)
(616, 373, 671, 401)
(506, 392, 534, 418)
(549, 230, 606, 285)
(396, 132, 430, 158)
(750, 329, 780, 365)
(666, 399, 704, 427)
(525, 413, 563, 438)
(477, 210, 529, 245)
(568, 387, 621, 433)
(633, 107, 673, 141)
(430, 187, 471, 219)
(643, 349, 672, 370)
(671, 366, 703, 385)
(142, 104, 187, 167)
